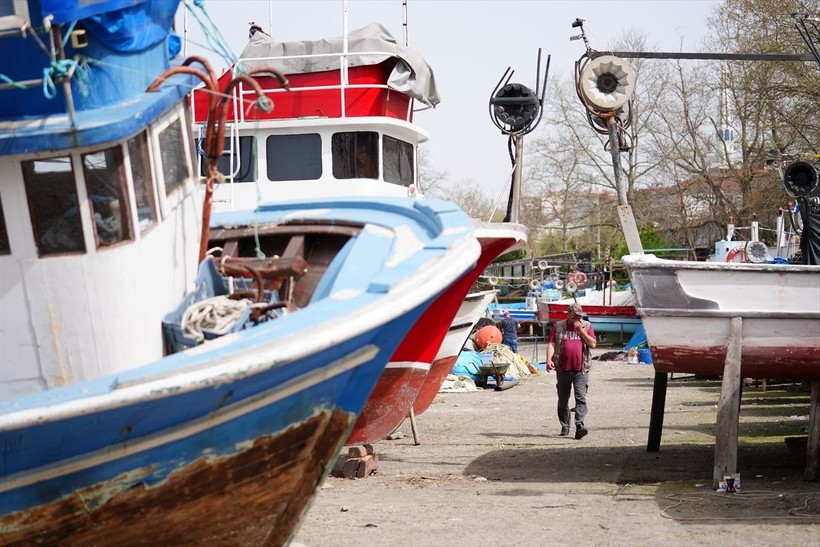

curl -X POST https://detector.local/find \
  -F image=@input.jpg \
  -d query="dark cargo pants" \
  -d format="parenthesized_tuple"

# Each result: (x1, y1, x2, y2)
(556, 369, 588, 430)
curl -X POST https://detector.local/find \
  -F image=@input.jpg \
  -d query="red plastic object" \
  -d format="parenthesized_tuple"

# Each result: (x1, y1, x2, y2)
(474, 326, 502, 350)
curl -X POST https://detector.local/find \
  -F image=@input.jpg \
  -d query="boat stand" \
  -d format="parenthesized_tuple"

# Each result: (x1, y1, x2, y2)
(646, 316, 820, 484)
(712, 317, 743, 488)
(331, 444, 379, 478)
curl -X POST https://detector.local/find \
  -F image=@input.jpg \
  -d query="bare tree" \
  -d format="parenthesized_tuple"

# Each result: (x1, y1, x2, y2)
(444, 180, 498, 221)
(416, 145, 448, 196)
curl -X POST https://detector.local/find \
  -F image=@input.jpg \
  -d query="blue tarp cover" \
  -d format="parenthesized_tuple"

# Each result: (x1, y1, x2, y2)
(623, 323, 647, 350)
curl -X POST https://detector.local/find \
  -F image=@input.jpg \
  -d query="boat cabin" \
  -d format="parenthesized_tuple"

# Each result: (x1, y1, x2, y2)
(0, 2, 202, 397)
(190, 23, 438, 211)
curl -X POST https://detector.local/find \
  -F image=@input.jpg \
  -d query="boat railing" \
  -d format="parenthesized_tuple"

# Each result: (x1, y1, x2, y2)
(192, 50, 415, 127)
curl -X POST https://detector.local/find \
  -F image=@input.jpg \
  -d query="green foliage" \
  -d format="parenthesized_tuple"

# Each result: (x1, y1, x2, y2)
(493, 248, 526, 263)
(611, 223, 672, 260)
(534, 231, 566, 255)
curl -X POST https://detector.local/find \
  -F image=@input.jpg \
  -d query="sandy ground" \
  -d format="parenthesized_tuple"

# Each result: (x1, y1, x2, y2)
(292, 343, 820, 547)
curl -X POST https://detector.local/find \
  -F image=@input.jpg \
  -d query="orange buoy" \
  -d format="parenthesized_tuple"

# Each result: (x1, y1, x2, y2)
(475, 325, 502, 349)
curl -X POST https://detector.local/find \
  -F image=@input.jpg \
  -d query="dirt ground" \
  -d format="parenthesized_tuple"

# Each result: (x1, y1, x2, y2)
(291, 342, 820, 547)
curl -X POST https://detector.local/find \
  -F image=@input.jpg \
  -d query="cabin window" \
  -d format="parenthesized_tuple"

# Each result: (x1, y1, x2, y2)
(201, 135, 257, 182)
(382, 135, 414, 187)
(0, 1, 29, 33)
(82, 146, 132, 248)
(158, 118, 190, 196)
(23, 157, 86, 255)
(0, 193, 9, 254)
(332, 131, 378, 179)
(266, 134, 320, 181)
(128, 134, 157, 232)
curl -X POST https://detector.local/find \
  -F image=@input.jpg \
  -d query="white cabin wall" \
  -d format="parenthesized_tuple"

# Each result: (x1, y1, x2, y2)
(208, 118, 426, 213)
(0, 106, 204, 398)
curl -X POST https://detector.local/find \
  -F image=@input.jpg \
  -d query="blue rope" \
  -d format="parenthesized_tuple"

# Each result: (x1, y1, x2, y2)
(61, 21, 77, 48)
(43, 59, 78, 99)
(186, 0, 241, 70)
(0, 72, 27, 89)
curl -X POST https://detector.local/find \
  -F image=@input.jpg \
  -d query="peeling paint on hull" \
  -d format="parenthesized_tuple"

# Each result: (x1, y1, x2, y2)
(413, 355, 459, 416)
(624, 254, 820, 381)
(0, 410, 352, 546)
(652, 345, 820, 380)
(346, 366, 428, 444)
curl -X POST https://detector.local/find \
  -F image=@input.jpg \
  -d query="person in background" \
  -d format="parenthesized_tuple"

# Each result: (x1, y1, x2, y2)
(498, 309, 520, 354)
(547, 302, 596, 439)
(594, 266, 603, 291)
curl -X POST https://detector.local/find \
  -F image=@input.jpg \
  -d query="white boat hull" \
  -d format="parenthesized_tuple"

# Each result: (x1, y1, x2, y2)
(623, 254, 820, 379)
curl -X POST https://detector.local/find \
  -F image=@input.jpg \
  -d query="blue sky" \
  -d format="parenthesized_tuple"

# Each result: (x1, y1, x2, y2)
(177, 0, 719, 199)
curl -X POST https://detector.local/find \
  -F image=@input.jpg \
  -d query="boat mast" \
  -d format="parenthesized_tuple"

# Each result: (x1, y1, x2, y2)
(402, 0, 408, 46)
(341, 0, 349, 118)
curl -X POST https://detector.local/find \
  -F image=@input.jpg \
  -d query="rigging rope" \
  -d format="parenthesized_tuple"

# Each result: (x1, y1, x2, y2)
(185, 0, 240, 70)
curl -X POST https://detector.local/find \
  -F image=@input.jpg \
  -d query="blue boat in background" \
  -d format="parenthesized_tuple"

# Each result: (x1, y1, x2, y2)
(0, 2, 478, 544)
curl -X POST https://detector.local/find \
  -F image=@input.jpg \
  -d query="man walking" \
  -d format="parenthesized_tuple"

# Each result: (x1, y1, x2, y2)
(546, 303, 596, 439)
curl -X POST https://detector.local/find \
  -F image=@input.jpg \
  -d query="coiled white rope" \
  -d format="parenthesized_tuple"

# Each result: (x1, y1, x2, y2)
(182, 296, 250, 342)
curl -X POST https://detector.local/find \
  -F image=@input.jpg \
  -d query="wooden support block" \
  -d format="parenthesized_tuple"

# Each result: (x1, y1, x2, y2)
(713, 317, 742, 489)
(331, 445, 380, 479)
(355, 455, 378, 478)
(342, 458, 359, 479)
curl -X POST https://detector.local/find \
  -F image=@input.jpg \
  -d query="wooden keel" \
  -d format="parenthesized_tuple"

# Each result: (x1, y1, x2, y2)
(805, 381, 820, 481)
(713, 317, 742, 489)
(646, 371, 668, 452)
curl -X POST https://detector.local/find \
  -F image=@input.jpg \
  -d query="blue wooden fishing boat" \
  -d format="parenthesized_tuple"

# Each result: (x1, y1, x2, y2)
(0, 2, 478, 543)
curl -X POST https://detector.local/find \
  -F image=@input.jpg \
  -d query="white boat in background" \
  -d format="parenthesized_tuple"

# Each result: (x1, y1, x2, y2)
(0, 2, 478, 543)
(623, 254, 820, 378)
(569, 21, 820, 381)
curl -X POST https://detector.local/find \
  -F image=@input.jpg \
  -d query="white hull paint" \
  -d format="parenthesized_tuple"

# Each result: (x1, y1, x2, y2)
(623, 253, 820, 379)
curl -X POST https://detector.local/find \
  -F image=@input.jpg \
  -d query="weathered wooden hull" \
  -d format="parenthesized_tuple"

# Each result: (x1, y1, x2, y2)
(623, 254, 820, 379)
(1, 409, 351, 546)
(0, 338, 397, 546)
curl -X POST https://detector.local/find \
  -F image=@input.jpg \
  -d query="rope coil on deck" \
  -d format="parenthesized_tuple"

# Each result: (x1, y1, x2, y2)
(182, 295, 250, 342)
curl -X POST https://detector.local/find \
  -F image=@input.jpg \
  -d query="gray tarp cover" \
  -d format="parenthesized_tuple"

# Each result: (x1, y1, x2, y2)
(237, 22, 440, 107)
